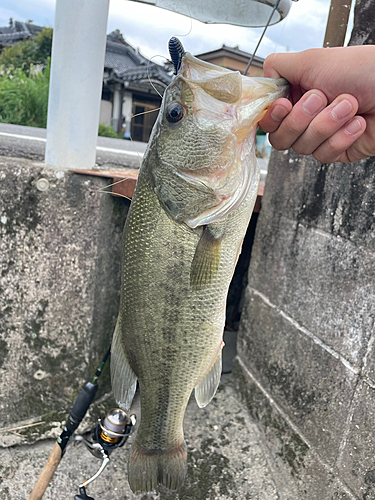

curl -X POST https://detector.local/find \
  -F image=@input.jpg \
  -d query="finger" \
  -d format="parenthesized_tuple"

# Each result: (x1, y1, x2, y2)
(312, 116, 367, 163)
(258, 98, 292, 134)
(268, 90, 328, 150)
(292, 94, 359, 155)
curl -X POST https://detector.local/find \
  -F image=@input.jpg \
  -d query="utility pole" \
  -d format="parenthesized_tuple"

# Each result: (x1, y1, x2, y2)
(323, 0, 352, 47)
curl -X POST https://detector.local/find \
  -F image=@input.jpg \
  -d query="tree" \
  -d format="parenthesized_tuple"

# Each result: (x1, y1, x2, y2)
(0, 28, 52, 75)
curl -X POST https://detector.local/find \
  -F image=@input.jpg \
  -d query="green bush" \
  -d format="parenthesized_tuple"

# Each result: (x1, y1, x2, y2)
(98, 123, 121, 138)
(0, 28, 53, 76)
(0, 61, 50, 128)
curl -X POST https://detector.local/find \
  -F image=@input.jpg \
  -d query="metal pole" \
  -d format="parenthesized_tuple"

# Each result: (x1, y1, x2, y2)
(244, 0, 281, 76)
(45, 0, 110, 170)
(323, 0, 353, 48)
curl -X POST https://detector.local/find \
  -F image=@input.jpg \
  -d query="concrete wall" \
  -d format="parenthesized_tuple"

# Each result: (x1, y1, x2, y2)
(0, 156, 128, 441)
(235, 117, 375, 499)
(234, 148, 375, 499)
(235, 6, 375, 497)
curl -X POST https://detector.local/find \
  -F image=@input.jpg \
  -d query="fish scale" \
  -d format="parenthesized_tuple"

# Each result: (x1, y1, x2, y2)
(121, 169, 251, 440)
(111, 45, 289, 493)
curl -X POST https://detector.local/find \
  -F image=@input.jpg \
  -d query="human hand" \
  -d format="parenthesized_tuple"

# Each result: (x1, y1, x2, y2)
(259, 46, 375, 163)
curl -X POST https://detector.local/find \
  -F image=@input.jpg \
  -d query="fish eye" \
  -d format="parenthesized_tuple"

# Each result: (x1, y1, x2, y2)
(165, 103, 185, 123)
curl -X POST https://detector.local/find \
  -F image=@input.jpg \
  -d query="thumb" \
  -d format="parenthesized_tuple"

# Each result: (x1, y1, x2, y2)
(263, 51, 314, 86)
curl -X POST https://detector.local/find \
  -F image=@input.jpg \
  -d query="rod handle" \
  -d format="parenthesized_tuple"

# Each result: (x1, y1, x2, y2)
(28, 441, 62, 500)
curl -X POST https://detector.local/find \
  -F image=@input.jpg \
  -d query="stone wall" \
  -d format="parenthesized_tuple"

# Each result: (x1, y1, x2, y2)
(0, 156, 128, 441)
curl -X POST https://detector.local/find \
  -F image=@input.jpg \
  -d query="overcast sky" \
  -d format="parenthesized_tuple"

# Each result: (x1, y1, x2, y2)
(1, 0, 354, 65)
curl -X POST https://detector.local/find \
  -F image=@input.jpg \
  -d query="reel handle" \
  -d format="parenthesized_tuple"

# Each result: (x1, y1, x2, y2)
(74, 486, 95, 500)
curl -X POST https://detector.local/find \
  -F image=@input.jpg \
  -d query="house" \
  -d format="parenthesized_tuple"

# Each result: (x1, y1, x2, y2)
(196, 44, 264, 76)
(0, 18, 44, 51)
(100, 30, 171, 142)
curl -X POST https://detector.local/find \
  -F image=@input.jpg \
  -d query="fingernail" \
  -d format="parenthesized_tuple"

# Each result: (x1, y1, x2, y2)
(345, 118, 362, 135)
(271, 104, 289, 122)
(302, 93, 325, 115)
(331, 99, 353, 120)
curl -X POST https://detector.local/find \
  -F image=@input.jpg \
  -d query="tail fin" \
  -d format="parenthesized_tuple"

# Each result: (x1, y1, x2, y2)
(128, 438, 187, 493)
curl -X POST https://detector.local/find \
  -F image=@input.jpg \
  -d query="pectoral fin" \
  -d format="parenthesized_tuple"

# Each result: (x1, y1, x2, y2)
(111, 318, 137, 410)
(195, 346, 223, 408)
(190, 226, 222, 290)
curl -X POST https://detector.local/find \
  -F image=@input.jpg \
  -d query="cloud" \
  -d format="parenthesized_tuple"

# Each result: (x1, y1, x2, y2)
(1, 0, 55, 27)
(107, 0, 331, 61)
(1, 0, 354, 64)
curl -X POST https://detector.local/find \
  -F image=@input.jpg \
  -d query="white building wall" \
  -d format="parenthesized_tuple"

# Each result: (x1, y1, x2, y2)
(111, 85, 122, 134)
(122, 91, 133, 137)
(99, 100, 112, 126)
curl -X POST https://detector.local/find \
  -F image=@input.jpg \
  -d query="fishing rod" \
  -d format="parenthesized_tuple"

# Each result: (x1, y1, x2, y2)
(28, 348, 136, 500)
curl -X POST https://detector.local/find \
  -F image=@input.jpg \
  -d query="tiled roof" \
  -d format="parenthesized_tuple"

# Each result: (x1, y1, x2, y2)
(105, 30, 171, 86)
(0, 20, 44, 45)
(117, 64, 171, 86)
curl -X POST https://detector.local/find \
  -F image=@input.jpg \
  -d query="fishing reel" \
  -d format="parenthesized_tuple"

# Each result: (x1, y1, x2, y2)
(73, 408, 136, 500)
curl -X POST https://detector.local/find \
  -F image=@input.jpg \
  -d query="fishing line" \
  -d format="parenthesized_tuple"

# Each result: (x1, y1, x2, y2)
(95, 188, 131, 201)
(147, 55, 170, 98)
(125, 106, 160, 166)
(244, 0, 282, 75)
(95, 106, 161, 187)
(131, 107, 161, 119)
(272, 7, 289, 53)
(172, 1, 193, 39)
(146, 61, 164, 98)
(97, 178, 133, 201)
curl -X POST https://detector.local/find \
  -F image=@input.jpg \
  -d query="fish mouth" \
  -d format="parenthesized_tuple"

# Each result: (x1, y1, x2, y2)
(234, 78, 289, 142)
(164, 48, 289, 228)
(177, 51, 289, 140)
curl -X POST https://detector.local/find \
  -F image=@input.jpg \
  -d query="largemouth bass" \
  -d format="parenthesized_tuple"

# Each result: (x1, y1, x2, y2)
(111, 39, 289, 493)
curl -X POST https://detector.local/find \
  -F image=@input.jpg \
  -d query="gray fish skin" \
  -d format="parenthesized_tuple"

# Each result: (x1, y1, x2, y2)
(111, 52, 289, 493)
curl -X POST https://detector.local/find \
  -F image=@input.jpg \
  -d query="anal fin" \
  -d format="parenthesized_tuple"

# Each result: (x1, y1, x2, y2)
(195, 346, 223, 408)
(190, 225, 222, 290)
(111, 318, 137, 410)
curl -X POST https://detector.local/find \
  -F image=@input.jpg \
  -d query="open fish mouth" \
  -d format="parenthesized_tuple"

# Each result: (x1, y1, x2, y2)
(163, 42, 289, 228)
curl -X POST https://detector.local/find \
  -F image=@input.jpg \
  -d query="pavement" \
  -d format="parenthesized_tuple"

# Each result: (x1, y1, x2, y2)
(0, 123, 147, 170)
(0, 376, 280, 500)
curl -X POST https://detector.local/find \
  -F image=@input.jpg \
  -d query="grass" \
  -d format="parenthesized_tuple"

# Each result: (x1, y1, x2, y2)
(0, 65, 121, 138)
(0, 63, 50, 128)
(98, 122, 121, 138)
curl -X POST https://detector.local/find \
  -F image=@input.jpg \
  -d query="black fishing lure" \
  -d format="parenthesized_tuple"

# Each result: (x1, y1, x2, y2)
(168, 37, 185, 75)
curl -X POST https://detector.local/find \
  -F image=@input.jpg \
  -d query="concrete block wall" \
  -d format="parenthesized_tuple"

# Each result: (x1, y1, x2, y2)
(0, 156, 128, 441)
(234, 148, 375, 499)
